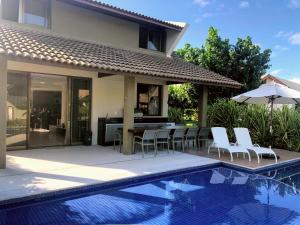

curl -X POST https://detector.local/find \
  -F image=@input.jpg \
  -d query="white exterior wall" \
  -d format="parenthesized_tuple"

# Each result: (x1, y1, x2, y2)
(50, 1, 184, 55)
(1, 1, 184, 55)
(94, 76, 168, 118)
(165, 25, 188, 57)
(51, 1, 139, 50)
(8, 61, 169, 146)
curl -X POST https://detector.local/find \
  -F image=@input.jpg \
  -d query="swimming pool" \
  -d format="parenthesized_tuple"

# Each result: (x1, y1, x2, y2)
(1, 166, 300, 225)
(261, 161, 300, 191)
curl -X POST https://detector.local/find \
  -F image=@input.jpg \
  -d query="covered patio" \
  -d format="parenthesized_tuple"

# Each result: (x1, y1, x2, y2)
(0, 24, 241, 169)
(0, 146, 218, 203)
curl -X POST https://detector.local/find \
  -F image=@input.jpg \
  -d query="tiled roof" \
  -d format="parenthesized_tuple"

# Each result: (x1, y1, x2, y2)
(262, 74, 300, 92)
(0, 24, 241, 88)
(61, 0, 184, 31)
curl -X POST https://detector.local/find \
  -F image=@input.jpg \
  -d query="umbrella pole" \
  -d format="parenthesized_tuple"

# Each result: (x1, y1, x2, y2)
(269, 97, 274, 148)
(270, 99, 274, 135)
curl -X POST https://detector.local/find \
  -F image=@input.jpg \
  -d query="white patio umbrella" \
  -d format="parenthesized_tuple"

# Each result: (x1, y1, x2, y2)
(232, 82, 300, 133)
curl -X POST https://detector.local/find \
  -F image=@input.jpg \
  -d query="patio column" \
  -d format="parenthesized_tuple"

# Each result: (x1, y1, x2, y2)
(0, 55, 7, 169)
(122, 75, 135, 155)
(198, 85, 208, 127)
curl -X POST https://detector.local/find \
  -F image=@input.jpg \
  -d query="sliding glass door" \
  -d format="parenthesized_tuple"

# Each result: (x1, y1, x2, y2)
(6, 73, 92, 149)
(6, 73, 28, 149)
(71, 78, 92, 144)
(29, 74, 68, 148)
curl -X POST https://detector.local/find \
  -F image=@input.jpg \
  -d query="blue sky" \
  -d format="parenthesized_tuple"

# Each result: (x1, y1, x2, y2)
(101, 0, 300, 82)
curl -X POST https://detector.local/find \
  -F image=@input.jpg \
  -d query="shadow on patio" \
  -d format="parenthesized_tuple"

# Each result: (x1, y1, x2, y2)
(0, 145, 218, 202)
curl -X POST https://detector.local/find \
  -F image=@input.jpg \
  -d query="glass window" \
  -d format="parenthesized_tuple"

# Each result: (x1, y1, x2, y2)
(139, 26, 166, 52)
(139, 27, 148, 49)
(137, 84, 161, 116)
(148, 30, 162, 51)
(7, 73, 28, 148)
(1, 0, 19, 22)
(24, 0, 50, 27)
(71, 78, 92, 144)
(29, 74, 68, 148)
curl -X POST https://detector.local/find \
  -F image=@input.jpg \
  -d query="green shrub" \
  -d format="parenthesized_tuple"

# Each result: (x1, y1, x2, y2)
(208, 99, 300, 151)
(273, 107, 300, 151)
(241, 105, 270, 147)
(183, 109, 198, 122)
(168, 107, 198, 125)
(207, 99, 242, 141)
(168, 107, 185, 124)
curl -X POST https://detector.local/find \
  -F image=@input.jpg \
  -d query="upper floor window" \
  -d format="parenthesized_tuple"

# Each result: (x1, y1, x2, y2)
(1, 0, 19, 22)
(139, 26, 166, 52)
(24, 0, 50, 27)
(1, 0, 50, 28)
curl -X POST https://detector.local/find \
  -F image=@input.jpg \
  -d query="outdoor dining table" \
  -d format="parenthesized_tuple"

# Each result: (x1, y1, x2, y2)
(118, 127, 162, 136)
(118, 125, 189, 136)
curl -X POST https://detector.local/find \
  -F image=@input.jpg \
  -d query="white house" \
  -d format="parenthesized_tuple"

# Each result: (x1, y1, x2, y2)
(0, 0, 240, 168)
(262, 74, 300, 108)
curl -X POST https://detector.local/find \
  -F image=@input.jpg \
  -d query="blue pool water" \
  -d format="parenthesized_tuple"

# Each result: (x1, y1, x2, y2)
(1, 166, 300, 225)
(261, 161, 300, 191)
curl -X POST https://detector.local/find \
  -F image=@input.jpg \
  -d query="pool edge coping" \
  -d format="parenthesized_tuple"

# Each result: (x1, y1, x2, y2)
(1, 157, 300, 208)
(0, 162, 221, 208)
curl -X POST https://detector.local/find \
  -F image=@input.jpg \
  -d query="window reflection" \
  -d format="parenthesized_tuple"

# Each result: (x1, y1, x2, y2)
(6, 73, 28, 148)
(71, 78, 92, 144)
(24, 0, 50, 27)
(139, 26, 166, 52)
(137, 84, 161, 116)
(148, 30, 162, 51)
(1, 0, 50, 28)
(1, 0, 19, 22)
(29, 74, 68, 147)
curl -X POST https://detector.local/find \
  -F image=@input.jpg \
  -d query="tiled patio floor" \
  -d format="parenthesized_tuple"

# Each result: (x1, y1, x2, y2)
(189, 147, 300, 169)
(0, 146, 218, 202)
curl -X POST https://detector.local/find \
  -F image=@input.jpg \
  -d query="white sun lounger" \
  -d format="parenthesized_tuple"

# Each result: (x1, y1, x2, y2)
(231, 173, 249, 185)
(210, 170, 227, 184)
(210, 169, 248, 185)
(209, 127, 251, 162)
(234, 128, 277, 164)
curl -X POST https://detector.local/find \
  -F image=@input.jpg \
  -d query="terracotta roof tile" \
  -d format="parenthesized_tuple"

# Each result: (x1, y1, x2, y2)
(62, 0, 183, 31)
(0, 24, 241, 88)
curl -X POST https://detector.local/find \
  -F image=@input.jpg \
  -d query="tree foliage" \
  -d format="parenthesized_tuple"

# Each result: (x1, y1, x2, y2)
(174, 27, 272, 104)
(230, 37, 271, 91)
(168, 83, 193, 108)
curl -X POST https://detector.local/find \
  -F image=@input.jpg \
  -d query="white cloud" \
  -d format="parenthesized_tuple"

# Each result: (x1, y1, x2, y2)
(193, 0, 210, 7)
(274, 45, 289, 51)
(276, 30, 293, 38)
(194, 12, 215, 23)
(289, 33, 300, 46)
(239, 1, 249, 8)
(270, 69, 282, 76)
(275, 31, 300, 46)
(271, 45, 289, 58)
(288, 0, 300, 8)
